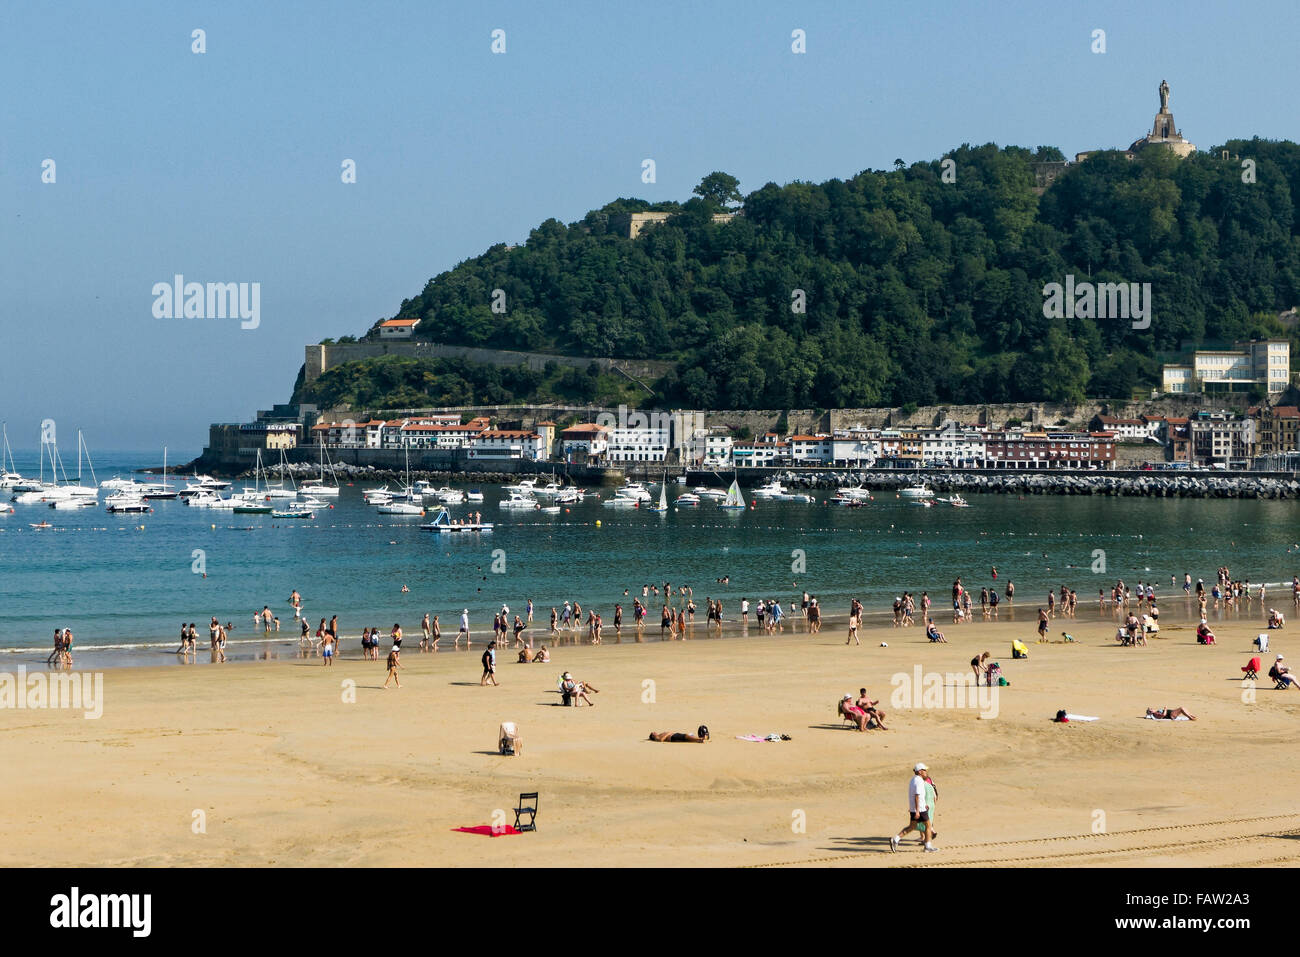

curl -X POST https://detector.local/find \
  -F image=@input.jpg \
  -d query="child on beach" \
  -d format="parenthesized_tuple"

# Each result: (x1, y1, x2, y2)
(383, 648, 402, 689)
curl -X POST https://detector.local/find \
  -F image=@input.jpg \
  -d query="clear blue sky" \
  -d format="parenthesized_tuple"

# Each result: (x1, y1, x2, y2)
(2, 0, 1295, 449)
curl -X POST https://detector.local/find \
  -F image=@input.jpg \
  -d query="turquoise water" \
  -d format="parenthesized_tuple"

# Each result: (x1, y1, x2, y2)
(3, 450, 1299, 665)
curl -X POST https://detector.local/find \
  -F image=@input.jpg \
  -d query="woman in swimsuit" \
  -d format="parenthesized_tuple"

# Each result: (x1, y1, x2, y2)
(839, 695, 870, 732)
(390, 623, 403, 651)
(1146, 707, 1197, 720)
(971, 651, 991, 685)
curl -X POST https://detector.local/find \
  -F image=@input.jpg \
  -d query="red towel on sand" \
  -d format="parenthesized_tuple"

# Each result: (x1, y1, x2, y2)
(453, 825, 523, 837)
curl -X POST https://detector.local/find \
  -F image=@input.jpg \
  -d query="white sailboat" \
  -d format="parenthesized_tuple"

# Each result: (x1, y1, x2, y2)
(719, 476, 747, 510)
(299, 444, 341, 498)
(376, 448, 424, 515)
(261, 449, 298, 499)
(647, 472, 669, 512)
(0, 424, 23, 489)
(140, 447, 178, 499)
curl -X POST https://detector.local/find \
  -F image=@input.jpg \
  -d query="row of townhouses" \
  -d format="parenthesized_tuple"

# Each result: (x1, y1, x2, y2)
(220, 401, 1300, 471)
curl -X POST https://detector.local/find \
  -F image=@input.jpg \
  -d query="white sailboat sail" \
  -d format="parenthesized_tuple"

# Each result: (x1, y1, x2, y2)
(720, 477, 746, 509)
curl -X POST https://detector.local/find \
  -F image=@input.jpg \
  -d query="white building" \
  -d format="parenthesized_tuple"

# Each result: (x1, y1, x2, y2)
(560, 423, 610, 461)
(701, 433, 733, 467)
(788, 434, 834, 464)
(830, 430, 879, 466)
(1162, 339, 1290, 395)
(920, 423, 987, 465)
(378, 318, 420, 339)
(606, 426, 670, 463)
(467, 430, 546, 461)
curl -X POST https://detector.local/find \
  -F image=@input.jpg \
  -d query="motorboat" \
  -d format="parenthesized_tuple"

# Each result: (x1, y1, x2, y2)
(753, 478, 786, 499)
(375, 501, 425, 516)
(674, 493, 701, 507)
(948, 494, 971, 508)
(692, 485, 728, 500)
(466, 489, 485, 503)
(272, 507, 315, 519)
(434, 487, 465, 504)
(619, 481, 652, 502)
(899, 483, 934, 498)
(601, 494, 640, 508)
(105, 493, 150, 513)
(499, 490, 539, 509)
(50, 496, 96, 509)
(233, 502, 273, 514)
(363, 486, 393, 504)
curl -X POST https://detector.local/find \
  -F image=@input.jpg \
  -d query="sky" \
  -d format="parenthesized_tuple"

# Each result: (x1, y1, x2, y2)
(2, 0, 1297, 450)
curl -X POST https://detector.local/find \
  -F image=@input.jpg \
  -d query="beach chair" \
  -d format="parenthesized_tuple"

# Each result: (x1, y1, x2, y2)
(838, 700, 856, 729)
(514, 792, 538, 832)
(499, 721, 522, 756)
(1255, 633, 1270, 653)
(1242, 657, 1261, 680)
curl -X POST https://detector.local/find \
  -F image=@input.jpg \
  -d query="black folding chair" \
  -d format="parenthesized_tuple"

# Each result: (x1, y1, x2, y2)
(514, 792, 538, 832)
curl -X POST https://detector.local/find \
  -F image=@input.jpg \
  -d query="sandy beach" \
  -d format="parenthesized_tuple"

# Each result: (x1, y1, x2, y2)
(4, 607, 1300, 868)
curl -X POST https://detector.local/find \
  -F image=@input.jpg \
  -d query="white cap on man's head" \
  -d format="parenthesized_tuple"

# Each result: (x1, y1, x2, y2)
(914, 762, 928, 773)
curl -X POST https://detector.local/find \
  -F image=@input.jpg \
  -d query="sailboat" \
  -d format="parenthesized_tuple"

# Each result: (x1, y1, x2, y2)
(47, 431, 99, 503)
(719, 476, 747, 510)
(0, 424, 23, 489)
(140, 447, 178, 499)
(647, 472, 669, 512)
(299, 444, 340, 498)
(261, 449, 298, 499)
(376, 448, 424, 515)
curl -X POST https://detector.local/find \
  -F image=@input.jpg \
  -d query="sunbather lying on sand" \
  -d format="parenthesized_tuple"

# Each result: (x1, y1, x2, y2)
(649, 726, 709, 743)
(1145, 707, 1197, 720)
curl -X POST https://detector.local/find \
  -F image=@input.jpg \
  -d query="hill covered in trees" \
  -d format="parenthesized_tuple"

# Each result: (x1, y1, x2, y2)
(300, 140, 1300, 411)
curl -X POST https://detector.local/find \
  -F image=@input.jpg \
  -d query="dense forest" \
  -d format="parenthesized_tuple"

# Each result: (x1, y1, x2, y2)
(299, 140, 1300, 411)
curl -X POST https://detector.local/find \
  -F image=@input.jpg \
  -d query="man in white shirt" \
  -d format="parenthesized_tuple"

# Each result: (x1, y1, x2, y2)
(891, 762, 937, 852)
(741, 598, 750, 624)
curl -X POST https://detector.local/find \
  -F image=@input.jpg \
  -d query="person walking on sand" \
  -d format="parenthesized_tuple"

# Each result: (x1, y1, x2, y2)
(458, 608, 470, 646)
(846, 599, 861, 645)
(891, 763, 937, 853)
(481, 641, 499, 686)
(430, 614, 441, 651)
(421, 613, 432, 650)
(383, 647, 402, 689)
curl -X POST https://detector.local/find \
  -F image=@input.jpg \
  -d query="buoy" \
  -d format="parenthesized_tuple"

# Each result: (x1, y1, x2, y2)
(210, 524, 215, 530)
(595, 519, 602, 527)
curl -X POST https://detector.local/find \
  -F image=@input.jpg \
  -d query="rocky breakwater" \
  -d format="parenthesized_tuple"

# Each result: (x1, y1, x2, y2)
(776, 470, 1300, 500)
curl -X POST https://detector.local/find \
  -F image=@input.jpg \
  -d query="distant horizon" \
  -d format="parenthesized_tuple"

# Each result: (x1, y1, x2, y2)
(4, 1, 1297, 447)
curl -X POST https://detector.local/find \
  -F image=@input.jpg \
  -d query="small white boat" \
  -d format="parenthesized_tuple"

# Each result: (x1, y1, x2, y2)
(900, 483, 934, 498)
(949, 494, 970, 508)
(693, 486, 728, 500)
(602, 494, 640, 508)
(499, 492, 539, 509)
(101, 476, 145, 493)
(272, 507, 315, 519)
(753, 478, 786, 499)
(105, 493, 150, 513)
(674, 493, 701, 507)
(466, 489, 484, 503)
(537, 504, 562, 514)
(619, 481, 652, 502)
(298, 478, 340, 498)
(376, 501, 425, 516)
(50, 496, 96, 509)
(435, 487, 465, 504)
(363, 486, 393, 504)
(297, 496, 328, 510)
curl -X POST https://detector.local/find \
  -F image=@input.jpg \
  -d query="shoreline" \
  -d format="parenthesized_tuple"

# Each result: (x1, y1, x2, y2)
(7, 588, 1289, 671)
